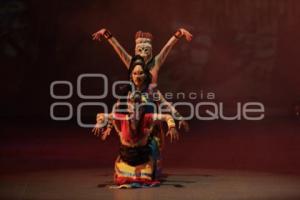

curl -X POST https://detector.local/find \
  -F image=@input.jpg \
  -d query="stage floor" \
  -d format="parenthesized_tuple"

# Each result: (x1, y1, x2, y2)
(1, 168, 300, 200)
(1, 119, 300, 199)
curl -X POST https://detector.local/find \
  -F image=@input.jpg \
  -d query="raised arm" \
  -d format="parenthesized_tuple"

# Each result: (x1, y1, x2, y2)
(92, 28, 132, 69)
(153, 28, 193, 73)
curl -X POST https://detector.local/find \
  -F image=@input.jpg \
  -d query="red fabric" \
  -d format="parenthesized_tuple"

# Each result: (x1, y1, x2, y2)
(114, 113, 154, 143)
(115, 175, 160, 186)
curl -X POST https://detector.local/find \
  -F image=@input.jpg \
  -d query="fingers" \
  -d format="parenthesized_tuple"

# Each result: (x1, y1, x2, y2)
(180, 121, 190, 132)
(178, 121, 185, 132)
(92, 127, 99, 136)
(107, 129, 111, 136)
(167, 130, 180, 143)
(101, 130, 109, 141)
(93, 126, 104, 137)
(101, 128, 112, 141)
(95, 128, 100, 136)
(181, 29, 193, 42)
(92, 33, 98, 40)
(166, 130, 170, 136)
(101, 131, 107, 140)
(186, 31, 193, 36)
(176, 131, 180, 140)
(92, 127, 98, 135)
(166, 131, 171, 143)
(185, 34, 193, 42)
(173, 131, 178, 141)
(96, 128, 100, 136)
(94, 36, 101, 42)
(179, 121, 183, 130)
(179, 28, 187, 33)
(97, 129, 101, 136)
(173, 129, 179, 141)
(91, 33, 102, 42)
(101, 134, 106, 141)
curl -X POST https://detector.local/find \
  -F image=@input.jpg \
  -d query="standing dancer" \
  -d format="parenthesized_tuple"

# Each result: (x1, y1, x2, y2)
(92, 28, 192, 84)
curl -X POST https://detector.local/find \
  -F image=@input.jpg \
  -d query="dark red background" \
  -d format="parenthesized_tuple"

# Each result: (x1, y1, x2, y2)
(1, 0, 300, 175)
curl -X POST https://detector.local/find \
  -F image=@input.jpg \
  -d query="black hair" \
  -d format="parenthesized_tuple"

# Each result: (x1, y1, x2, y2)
(128, 55, 152, 89)
(128, 56, 152, 135)
(116, 55, 152, 115)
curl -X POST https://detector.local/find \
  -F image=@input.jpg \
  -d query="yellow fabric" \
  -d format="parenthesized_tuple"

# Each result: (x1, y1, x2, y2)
(115, 156, 154, 180)
(167, 118, 176, 128)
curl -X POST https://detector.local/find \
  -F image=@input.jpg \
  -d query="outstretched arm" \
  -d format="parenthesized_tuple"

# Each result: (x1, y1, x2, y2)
(153, 28, 193, 73)
(92, 113, 114, 140)
(92, 28, 132, 69)
(156, 90, 190, 132)
(153, 113, 179, 143)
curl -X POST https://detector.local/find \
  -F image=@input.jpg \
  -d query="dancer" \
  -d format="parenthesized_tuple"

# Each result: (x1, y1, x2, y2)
(92, 29, 191, 130)
(92, 56, 179, 188)
(92, 28, 192, 84)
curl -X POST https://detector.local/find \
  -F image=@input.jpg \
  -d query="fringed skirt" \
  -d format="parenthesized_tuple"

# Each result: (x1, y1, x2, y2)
(113, 144, 160, 188)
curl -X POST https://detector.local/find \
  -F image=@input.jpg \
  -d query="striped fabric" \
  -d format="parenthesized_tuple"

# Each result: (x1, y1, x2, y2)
(114, 156, 160, 187)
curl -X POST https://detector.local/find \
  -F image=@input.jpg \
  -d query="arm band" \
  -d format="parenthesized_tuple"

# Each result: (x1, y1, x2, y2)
(104, 30, 112, 39)
(174, 30, 182, 39)
(167, 118, 176, 128)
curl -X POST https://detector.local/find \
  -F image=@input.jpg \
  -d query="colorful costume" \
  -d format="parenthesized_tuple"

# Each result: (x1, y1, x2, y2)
(91, 53, 182, 188)
(113, 113, 160, 187)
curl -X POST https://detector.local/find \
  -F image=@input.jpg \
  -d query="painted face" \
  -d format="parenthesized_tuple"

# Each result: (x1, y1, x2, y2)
(131, 64, 145, 87)
(135, 44, 152, 63)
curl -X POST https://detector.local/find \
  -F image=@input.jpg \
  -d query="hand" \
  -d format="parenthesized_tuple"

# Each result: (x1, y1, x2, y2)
(101, 127, 112, 141)
(179, 120, 189, 132)
(96, 113, 105, 123)
(179, 28, 193, 42)
(92, 113, 105, 136)
(92, 123, 103, 137)
(92, 28, 107, 42)
(166, 127, 179, 143)
(92, 124, 112, 140)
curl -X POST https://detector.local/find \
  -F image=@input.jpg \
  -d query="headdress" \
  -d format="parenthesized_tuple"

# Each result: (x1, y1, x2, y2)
(135, 31, 153, 47)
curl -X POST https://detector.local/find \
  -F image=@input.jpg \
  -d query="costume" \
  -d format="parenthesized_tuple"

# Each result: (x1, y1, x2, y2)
(91, 28, 192, 188)
(113, 113, 160, 188)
